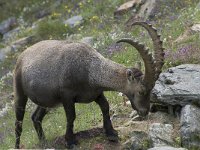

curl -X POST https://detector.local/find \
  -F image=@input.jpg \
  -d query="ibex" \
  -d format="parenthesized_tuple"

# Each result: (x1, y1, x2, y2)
(14, 22, 164, 149)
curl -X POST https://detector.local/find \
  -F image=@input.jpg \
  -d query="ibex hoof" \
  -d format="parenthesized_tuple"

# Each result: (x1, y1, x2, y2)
(39, 136, 46, 142)
(107, 134, 119, 142)
(66, 139, 78, 149)
(66, 144, 76, 149)
(15, 145, 20, 149)
(106, 129, 119, 142)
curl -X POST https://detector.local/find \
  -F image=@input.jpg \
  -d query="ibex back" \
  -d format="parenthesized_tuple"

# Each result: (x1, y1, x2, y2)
(14, 22, 164, 149)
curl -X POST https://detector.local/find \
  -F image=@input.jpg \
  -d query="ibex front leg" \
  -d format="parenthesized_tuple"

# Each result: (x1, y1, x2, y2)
(63, 101, 77, 149)
(95, 93, 118, 142)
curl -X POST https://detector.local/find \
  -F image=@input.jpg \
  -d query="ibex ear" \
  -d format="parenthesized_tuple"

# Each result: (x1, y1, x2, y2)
(126, 69, 134, 82)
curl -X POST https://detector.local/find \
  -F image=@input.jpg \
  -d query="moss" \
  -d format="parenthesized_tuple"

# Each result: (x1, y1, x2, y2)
(142, 139, 150, 150)
(175, 136, 181, 146)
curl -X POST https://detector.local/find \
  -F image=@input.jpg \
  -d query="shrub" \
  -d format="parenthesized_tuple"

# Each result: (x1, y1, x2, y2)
(165, 44, 200, 67)
(35, 19, 74, 41)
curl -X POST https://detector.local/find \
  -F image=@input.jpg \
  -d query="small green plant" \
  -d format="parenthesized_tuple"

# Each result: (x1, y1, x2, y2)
(0, 43, 5, 48)
(35, 19, 74, 41)
(175, 136, 181, 146)
(142, 139, 150, 150)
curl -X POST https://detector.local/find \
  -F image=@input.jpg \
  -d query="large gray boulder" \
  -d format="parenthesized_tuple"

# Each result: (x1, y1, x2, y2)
(180, 104, 200, 150)
(149, 123, 174, 147)
(0, 17, 17, 35)
(151, 64, 200, 106)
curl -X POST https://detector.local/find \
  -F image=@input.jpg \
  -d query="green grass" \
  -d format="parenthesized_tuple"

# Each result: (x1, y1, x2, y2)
(0, 0, 58, 23)
(0, 103, 99, 149)
(34, 19, 74, 41)
(0, 91, 122, 149)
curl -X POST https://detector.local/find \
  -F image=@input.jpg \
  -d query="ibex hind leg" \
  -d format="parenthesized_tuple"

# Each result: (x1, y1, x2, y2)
(31, 106, 48, 142)
(63, 100, 78, 149)
(14, 78, 28, 149)
(95, 93, 118, 142)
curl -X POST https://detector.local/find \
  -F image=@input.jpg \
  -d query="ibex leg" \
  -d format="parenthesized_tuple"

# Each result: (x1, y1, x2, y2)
(95, 93, 118, 142)
(14, 93, 28, 148)
(31, 106, 48, 141)
(63, 101, 77, 149)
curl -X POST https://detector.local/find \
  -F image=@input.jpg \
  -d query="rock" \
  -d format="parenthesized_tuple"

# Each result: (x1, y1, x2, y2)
(2, 27, 21, 43)
(150, 103, 182, 117)
(122, 131, 149, 150)
(134, 0, 185, 20)
(68, 34, 82, 41)
(126, 0, 199, 23)
(114, 0, 144, 16)
(64, 15, 83, 28)
(125, 101, 131, 106)
(148, 146, 187, 150)
(80, 37, 94, 46)
(149, 123, 174, 147)
(150, 103, 169, 113)
(126, 0, 174, 23)
(0, 36, 34, 62)
(129, 110, 138, 118)
(116, 126, 132, 135)
(191, 24, 200, 32)
(136, 0, 157, 20)
(180, 104, 200, 149)
(0, 17, 17, 35)
(0, 102, 12, 118)
(151, 64, 200, 106)
(0, 46, 14, 61)
(115, 0, 200, 23)
(11, 36, 34, 50)
(148, 111, 178, 124)
(35, 10, 51, 19)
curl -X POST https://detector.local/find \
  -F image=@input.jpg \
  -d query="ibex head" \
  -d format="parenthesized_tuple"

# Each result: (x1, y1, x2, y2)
(117, 22, 164, 117)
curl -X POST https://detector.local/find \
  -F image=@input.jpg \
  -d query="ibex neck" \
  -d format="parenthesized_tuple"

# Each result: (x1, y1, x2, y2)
(89, 58, 127, 92)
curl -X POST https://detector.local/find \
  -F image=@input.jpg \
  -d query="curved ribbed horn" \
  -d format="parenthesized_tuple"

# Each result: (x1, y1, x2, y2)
(116, 38, 155, 90)
(132, 22, 164, 80)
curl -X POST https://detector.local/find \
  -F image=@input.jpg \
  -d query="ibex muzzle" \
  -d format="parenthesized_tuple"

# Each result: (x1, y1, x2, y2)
(13, 22, 164, 149)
